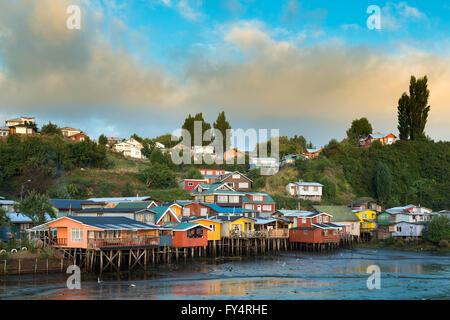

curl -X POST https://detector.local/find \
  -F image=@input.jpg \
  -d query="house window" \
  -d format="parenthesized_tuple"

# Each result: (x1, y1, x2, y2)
(302, 217, 306, 224)
(304, 230, 308, 235)
(238, 182, 249, 189)
(313, 187, 318, 191)
(323, 230, 328, 236)
(245, 204, 253, 209)
(217, 195, 228, 203)
(323, 216, 328, 223)
(200, 208, 208, 216)
(229, 196, 240, 203)
(253, 195, 263, 201)
(263, 205, 272, 211)
(318, 216, 322, 223)
(183, 207, 190, 216)
(303, 186, 309, 191)
(71, 228, 83, 242)
(209, 225, 216, 232)
(362, 213, 367, 219)
(188, 182, 194, 186)
(88, 231, 94, 239)
(232, 174, 241, 179)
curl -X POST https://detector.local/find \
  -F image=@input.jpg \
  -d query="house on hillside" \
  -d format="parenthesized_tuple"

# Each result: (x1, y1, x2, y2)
(106, 137, 124, 147)
(359, 132, 397, 147)
(68, 133, 89, 142)
(114, 201, 159, 210)
(223, 148, 246, 162)
(113, 138, 144, 159)
(312, 205, 360, 239)
(214, 171, 252, 192)
(184, 217, 222, 241)
(348, 198, 382, 213)
(87, 196, 162, 207)
(280, 154, 307, 167)
(61, 127, 82, 138)
(303, 148, 323, 159)
(286, 181, 323, 202)
(5, 117, 36, 136)
(179, 178, 209, 192)
(249, 157, 279, 175)
(0, 127, 10, 137)
(198, 169, 230, 184)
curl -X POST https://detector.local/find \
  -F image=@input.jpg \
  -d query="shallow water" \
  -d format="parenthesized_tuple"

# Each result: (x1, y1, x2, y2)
(1, 249, 449, 300)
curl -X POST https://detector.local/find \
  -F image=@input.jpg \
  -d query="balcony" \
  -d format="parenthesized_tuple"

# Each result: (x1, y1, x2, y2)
(88, 236, 159, 249)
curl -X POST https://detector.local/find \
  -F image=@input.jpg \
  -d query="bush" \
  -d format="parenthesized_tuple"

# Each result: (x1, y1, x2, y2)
(6, 238, 18, 251)
(39, 248, 54, 259)
(395, 238, 405, 247)
(423, 215, 450, 243)
(384, 237, 395, 245)
(439, 240, 449, 248)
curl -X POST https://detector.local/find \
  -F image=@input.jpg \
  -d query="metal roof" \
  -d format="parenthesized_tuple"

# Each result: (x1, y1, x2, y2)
(50, 199, 86, 210)
(87, 196, 155, 203)
(67, 216, 161, 230)
(293, 181, 323, 187)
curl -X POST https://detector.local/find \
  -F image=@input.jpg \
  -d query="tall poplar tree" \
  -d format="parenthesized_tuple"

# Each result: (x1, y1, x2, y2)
(397, 93, 410, 140)
(408, 75, 430, 140)
(213, 111, 232, 152)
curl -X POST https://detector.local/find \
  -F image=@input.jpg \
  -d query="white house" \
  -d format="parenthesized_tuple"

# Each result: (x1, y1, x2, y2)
(386, 205, 433, 223)
(113, 138, 144, 159)
(391, 221, 427, 238)
(60, 127, 82, 137)
(286, 181, 323, 202)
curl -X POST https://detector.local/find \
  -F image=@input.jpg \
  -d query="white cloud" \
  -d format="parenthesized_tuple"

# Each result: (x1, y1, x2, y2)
(382, 2, 428, 30)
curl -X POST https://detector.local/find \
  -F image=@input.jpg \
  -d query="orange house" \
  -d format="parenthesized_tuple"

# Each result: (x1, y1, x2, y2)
(42, 216, 161, 249)
(164, 222, 211, 248)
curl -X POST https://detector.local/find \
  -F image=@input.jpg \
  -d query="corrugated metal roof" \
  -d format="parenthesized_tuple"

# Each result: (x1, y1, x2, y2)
(50, 199, 86, 210)
(68, 216, 160, 230)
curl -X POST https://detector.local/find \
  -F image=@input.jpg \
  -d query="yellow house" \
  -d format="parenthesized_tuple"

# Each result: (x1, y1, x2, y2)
(168, 203, 183, 218)
(354, 209, 377, 232)
(190, 218, 222, 241)
(210, 216, 255, 237)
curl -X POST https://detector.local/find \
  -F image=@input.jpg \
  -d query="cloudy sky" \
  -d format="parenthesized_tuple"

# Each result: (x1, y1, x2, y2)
(0, 0, 449, 148)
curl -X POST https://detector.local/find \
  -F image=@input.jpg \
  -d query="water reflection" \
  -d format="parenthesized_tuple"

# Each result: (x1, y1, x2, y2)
(1, 249, 449, 300)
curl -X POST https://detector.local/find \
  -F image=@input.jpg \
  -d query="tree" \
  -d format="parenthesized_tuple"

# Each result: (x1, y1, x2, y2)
(0, 207, 10, 226)
(346, 118, 373, 143)
(98, 134, 107, 146)
(137, 163, 177, 189)
(397, 93, 410, 140)
(185, 167, 204, 179)
(374, 162, 392, 205)
(14, 190, 57, 225)
(41, 122, 62, 136)
(423, 215, 450, 243)
(319, 176, 336, 202)
(213, 111, 232, 152)
(141, 138, 156, 159)
(408, 75, 430, 140)
(181, 113, 211, 147)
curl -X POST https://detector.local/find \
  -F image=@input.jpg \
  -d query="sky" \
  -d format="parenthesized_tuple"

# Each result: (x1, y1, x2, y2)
(0, 0, 449, 149)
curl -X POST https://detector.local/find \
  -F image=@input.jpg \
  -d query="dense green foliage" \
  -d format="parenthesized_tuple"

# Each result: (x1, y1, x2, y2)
(181, 113, 211, 147)
(0, 135, 108, 187)
(374, 162, 393, 205)
(0, 207, 10, 226)
(185, 167, 204, 179)
(137, 163, 177, 189)
(14, 190, 57, 224)
(346, 117, 373, 143)
(423, 215, 450, 243)
(98, 134, 107, 146)
(296, 139, 450, 210)
(40, 122, 62, 136)
(213, 111, 232, 152)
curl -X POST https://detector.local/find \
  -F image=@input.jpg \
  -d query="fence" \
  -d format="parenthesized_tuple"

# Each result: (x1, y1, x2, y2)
(87, 236, 158, 249)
